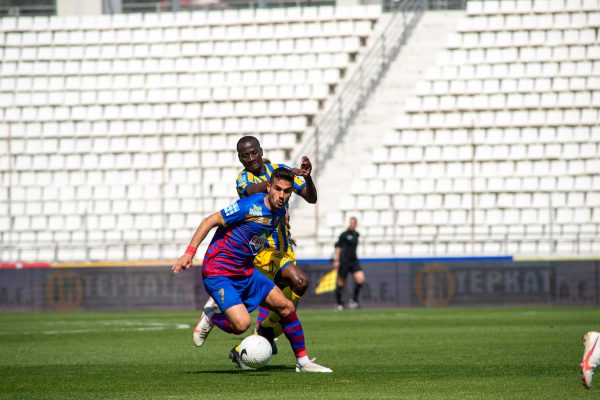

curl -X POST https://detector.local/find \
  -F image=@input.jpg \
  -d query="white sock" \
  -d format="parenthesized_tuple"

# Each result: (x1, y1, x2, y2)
(297, 355, 309, 366)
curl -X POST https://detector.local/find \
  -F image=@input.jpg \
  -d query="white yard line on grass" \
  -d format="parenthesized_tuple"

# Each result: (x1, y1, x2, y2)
(0, 322, 191, 335)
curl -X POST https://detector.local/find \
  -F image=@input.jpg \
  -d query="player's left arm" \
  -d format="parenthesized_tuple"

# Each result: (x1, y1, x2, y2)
(244, 181, 269, 195)
(293, 156, 317, 204)
(172, 213, 223, 274)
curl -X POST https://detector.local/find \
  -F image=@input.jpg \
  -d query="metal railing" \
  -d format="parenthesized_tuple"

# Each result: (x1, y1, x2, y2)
(291, 0, 426, 177)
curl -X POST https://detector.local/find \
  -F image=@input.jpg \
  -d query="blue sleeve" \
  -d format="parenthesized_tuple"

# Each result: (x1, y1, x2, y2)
(219, 197, 249, 226)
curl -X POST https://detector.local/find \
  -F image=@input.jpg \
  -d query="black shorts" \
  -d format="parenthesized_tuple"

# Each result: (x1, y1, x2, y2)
(338, 259, 361, 279)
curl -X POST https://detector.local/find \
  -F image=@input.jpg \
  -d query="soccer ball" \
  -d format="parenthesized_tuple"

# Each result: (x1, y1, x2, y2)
(238, 335, 272, 369)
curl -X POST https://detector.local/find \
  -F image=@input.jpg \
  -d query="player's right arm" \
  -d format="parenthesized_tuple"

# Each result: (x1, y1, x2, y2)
(332, 233, 344, 269)
(172, 213, 223, 274)
(291, 156, 317, 204)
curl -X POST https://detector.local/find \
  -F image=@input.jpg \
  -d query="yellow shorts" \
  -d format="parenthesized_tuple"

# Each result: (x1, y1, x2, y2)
(253, 247, 296, 282)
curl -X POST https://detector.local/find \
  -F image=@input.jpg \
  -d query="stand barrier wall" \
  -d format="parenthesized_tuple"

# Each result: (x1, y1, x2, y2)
(1, 257, 598, 311)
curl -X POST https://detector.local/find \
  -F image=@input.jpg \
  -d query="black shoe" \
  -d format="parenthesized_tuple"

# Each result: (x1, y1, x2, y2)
(256, 326, 278, 355)
(228, 345, 255, 370)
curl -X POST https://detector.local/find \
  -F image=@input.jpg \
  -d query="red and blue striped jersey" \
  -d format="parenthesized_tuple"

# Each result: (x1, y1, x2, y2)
(202, 193, 286, 277)
(236, 163, 305, 252)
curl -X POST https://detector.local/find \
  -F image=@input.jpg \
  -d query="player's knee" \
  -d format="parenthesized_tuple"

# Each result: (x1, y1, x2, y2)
(230, 316, 251, 334)
(277, 299, 295, 318)
(231, 321, 250, 334)
(291, 273, 309, 295)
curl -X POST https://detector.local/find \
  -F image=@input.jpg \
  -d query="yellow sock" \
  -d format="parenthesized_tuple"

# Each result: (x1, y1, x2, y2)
(261, 287, 302, 339)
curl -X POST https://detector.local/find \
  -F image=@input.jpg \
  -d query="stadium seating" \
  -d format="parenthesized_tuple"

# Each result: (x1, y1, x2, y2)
(0, 5, 382, 261)
(318, 0, 600, 256)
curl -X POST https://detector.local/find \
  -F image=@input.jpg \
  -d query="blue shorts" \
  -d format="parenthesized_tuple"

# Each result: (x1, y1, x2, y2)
(202, 269, 276, 313)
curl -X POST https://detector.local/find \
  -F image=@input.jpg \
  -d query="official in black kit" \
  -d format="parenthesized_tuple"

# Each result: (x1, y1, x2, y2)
(332, 217, 365, 310)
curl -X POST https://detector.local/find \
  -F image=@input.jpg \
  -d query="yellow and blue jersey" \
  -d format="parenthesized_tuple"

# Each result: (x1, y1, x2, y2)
(235, 163, 305, 252)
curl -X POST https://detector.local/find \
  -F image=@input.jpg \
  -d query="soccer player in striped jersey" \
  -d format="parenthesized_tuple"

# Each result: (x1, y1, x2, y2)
(225, 136, 316, 367)
(172, 168, 331, 373)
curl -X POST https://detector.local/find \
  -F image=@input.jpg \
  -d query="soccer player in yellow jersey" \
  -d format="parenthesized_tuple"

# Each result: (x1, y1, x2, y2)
(227, 135, 317, 368)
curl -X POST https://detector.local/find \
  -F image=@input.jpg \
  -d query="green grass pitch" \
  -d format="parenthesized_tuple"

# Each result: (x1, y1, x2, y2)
(1, 307, 599, 399)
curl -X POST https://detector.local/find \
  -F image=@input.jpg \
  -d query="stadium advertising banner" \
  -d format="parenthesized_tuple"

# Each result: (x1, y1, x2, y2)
(407, 260, 597, 307)
(303, 258, 600, 308)
(0, 266, 202, 311)
(0, 258, 598, 311)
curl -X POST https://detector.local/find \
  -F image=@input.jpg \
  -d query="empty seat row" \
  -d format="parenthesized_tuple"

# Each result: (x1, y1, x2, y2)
(2, 134, 295, 156)
(2, 97, 319, 118)
(4, 166, 242, 189)
(2, 36, 361, 61)
(380, 142, 598, 162)
(1, 61, 342, 84)
(0, 86, 329, 109)
(4, 152, 234, 171)
(323, 207, 600, 228)
(8, 101, 316, 120)
(383, 126, 597, 146)
(2, 52, 352, 73)
(339, 192, 599, 213)
(6, 196, 232, 221)
(2, 23, 371, 47)
(417, 75, 600, 95)
(341, 175, 600, 196)
(424, 63, 599, 81)
(1, 241, 205, 262)
(461, 9, 599, 30)
(447, 28, 598, 49)
(329, 206, 600, 227)
(340, 191, 600, 210)
(3, 115, 304, 138)
(322, 238, 600, 257)
(1, 68, 338, 88)
(438, 45, 600, 65)
(406, 90, 600, 111)
(395, 108, 599, 129)
(466, 0, 600, 16)
(8, 183, 236, 210)
(0, 5, 381, 32)
(359, 158, 599, 180)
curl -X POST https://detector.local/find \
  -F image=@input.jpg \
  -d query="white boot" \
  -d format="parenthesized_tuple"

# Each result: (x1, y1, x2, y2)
(581, 331, 600, 389)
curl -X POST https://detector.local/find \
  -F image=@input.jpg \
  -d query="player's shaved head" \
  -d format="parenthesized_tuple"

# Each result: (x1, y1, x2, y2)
(237, 136, 263, 175)
(236, 136, 260, 153)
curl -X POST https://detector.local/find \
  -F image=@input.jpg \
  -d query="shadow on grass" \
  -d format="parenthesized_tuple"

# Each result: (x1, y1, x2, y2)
(187, 365, 294, 374)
